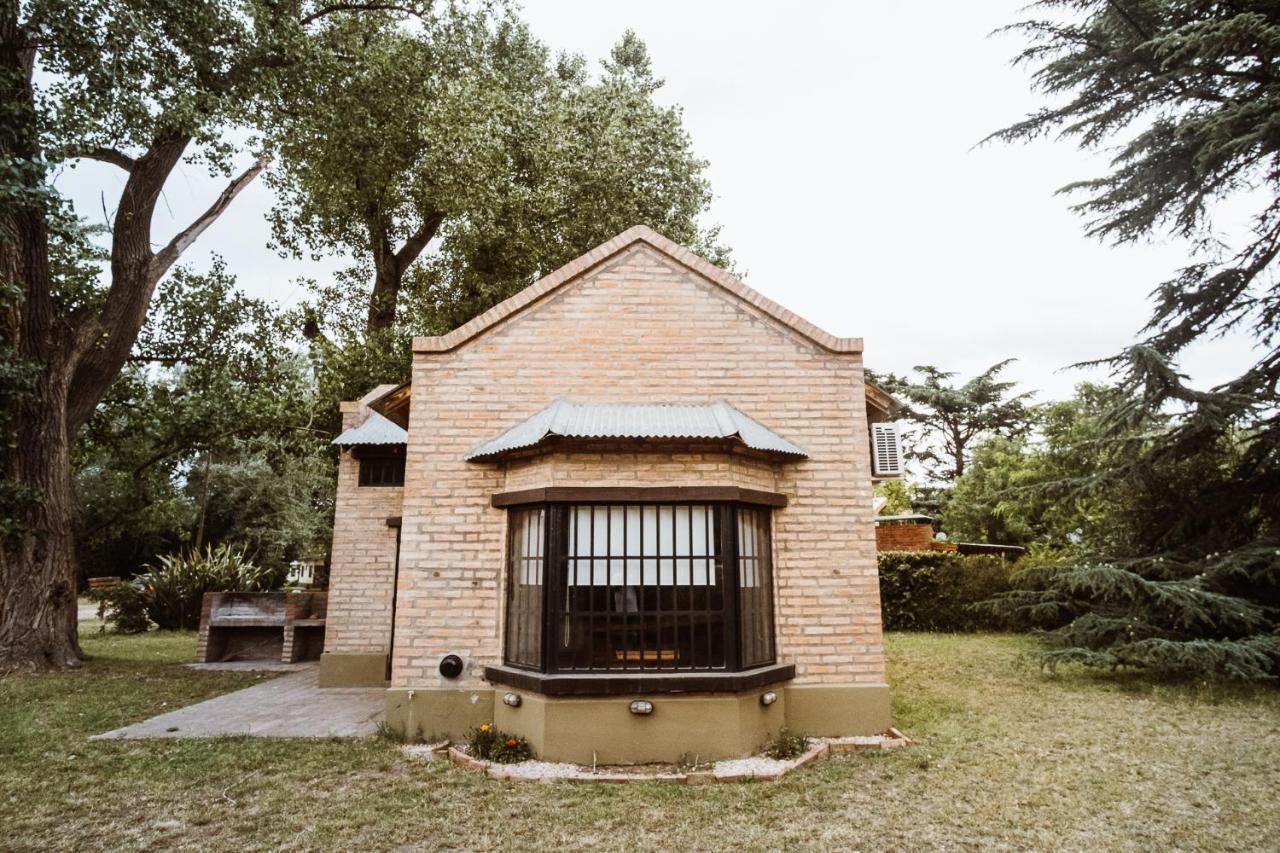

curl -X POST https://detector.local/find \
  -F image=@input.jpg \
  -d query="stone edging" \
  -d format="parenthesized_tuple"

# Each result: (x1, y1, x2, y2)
(410, 729, 911, 785)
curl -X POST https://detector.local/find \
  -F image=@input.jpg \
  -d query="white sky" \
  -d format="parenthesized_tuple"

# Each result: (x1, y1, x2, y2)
(55, 0, 1261, 401)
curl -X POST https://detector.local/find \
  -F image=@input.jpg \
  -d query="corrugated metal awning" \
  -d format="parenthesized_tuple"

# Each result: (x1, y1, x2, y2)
(466, 401, 808, 462)
(332, 411, 408, 446)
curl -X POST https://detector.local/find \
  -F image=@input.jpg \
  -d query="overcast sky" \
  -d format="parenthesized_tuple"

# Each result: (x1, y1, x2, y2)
(56, 1, 1259, 401)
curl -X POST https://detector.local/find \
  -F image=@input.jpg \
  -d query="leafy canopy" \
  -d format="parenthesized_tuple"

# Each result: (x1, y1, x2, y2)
(264, 11, 726, 335)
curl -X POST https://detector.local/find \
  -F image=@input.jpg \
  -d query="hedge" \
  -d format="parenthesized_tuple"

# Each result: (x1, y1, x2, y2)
(877, 551, 1015, 632)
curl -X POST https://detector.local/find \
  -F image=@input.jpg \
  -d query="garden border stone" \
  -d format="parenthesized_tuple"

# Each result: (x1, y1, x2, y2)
(422, 728, 911, 784)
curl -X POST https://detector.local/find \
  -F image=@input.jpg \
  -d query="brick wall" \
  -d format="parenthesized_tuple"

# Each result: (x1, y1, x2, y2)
(323, 399, 403, 657)
(393, 239, 885, 689)
(875, 522, 936, 552)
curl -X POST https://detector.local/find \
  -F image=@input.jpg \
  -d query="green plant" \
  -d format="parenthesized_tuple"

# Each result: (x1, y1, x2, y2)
(375, 722, 409, 744)
(879, 552, 1014, 632)
(101, 583, 152, 634)
(762, 728, 809, 760)
(466, 723, 532, 764)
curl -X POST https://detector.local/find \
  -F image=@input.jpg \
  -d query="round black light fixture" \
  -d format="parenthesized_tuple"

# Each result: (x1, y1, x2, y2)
(438, 654, 464, 679)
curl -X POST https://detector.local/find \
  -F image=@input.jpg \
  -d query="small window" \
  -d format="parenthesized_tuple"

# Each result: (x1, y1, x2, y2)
(358, 453, 405, 487)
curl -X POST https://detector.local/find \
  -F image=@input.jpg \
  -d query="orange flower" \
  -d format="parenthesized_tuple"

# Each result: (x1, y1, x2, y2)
(480, 724, 490, 732)
(506, 738, 518, 747)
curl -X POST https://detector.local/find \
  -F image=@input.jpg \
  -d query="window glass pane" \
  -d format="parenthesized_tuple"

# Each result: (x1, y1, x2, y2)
(738, 507, 775, 669)
(559, 503, 726, 672)
(358, 455, 404, 487)
(504, 507, 544, 669)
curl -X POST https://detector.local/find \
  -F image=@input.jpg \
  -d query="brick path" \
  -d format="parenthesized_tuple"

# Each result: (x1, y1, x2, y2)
(91, 665, 384, 739)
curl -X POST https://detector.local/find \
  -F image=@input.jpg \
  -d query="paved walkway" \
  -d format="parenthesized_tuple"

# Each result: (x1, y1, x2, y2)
(92, 664, 385, 740)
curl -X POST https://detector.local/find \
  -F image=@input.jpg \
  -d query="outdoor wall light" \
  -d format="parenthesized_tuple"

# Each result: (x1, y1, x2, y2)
(629, 700, 654, 716)
(760, 691, 778, 707)
(438, 654, 464, 679)
(502, 692, 522, 708)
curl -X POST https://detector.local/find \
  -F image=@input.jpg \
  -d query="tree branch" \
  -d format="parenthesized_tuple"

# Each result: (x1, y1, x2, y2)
(393, 210, 444, 269)
(299, 3, 421, 26)
(149, 156, 267, 282)
(71, 147, 137, 172)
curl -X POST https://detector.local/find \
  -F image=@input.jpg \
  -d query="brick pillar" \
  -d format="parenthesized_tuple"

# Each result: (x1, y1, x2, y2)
(195, 592, 217, 662)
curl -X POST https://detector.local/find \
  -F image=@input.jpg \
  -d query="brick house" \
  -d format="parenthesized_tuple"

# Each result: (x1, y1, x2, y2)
(321, 226, 899, 763)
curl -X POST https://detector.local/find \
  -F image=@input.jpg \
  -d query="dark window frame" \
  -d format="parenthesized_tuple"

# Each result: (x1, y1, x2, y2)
(500, 496, 778, 678)
(355, 447, 406, 487)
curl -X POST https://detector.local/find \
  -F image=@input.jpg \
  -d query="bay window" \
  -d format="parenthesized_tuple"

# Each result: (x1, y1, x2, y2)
(500, 496, 777, 678)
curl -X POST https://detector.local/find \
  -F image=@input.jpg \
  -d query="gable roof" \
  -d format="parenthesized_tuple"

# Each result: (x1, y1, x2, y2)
(412, 225, 862, 356)
(465, 400, 808, 462)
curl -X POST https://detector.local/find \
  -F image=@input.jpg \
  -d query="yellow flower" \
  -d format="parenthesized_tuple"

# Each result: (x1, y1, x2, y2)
(480, 724, 490, 732)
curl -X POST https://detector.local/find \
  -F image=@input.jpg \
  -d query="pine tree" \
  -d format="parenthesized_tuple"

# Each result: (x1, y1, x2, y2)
(873, 361, 1033, 480)
(988, 0, 1280, 679)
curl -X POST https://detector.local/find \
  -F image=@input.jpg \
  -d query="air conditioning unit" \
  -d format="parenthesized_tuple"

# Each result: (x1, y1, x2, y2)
(871, 422, 903, 477)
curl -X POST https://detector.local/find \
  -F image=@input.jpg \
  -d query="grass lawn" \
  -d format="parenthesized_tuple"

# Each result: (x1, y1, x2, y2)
(2, 630, 1278, 851)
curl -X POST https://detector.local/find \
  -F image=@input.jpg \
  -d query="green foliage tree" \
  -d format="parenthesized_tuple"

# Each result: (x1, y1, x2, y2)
(75, 264, 331, 581)
(874, 360, 1033, 480)
(267, 16, 725, 336)
(943, 384, 1123, 549)
(874, 478, 916, 516)
(988, 1, 1280, 679)
(0, 0, 418, 670)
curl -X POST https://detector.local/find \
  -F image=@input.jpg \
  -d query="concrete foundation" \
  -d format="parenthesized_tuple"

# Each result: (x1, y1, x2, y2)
(383, 679, 893, 764)
(493, 689, 786, 764)
(318, 652, 388, 688)
(784, 683, 892, 736)
(385, 687, 495, 742)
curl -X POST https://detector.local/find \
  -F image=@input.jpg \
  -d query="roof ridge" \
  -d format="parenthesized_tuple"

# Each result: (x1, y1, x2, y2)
(413, 225, 861, 356)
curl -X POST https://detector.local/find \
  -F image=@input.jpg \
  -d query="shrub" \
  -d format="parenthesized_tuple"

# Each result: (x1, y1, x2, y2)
(466, 723, 532, 763)
(101, 582, 152, 634)
(762, 728, 809, 760)
(878, 551, 1015, 632)
(105, 544, 283, 631)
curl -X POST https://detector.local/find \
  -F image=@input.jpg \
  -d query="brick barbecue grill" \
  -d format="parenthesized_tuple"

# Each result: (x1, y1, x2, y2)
(196, 591, 327, 664)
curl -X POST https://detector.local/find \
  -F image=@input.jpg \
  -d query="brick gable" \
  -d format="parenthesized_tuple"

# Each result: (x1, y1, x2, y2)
(393, 239, 885, 688)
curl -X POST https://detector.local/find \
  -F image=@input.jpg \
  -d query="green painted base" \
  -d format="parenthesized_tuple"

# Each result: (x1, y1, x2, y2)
(385, 688, 494, 742)
(317, 652, 388, 688)
(784, 683, 891, 736)
(495, 689, 787, 765)
(381, 680, 893, 764)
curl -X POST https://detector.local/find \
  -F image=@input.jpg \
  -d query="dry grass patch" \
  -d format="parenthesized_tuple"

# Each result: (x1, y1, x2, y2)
(1, 630, 1277, 851)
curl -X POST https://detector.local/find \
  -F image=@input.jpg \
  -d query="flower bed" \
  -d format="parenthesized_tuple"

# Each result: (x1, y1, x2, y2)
(402, 728, 911, 784)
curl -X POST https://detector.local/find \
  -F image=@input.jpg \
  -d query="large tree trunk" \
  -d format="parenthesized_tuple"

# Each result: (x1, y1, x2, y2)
(0, 376, 81, 671)
(0, 3, 80, 671)
(0, 5, 267, 672)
